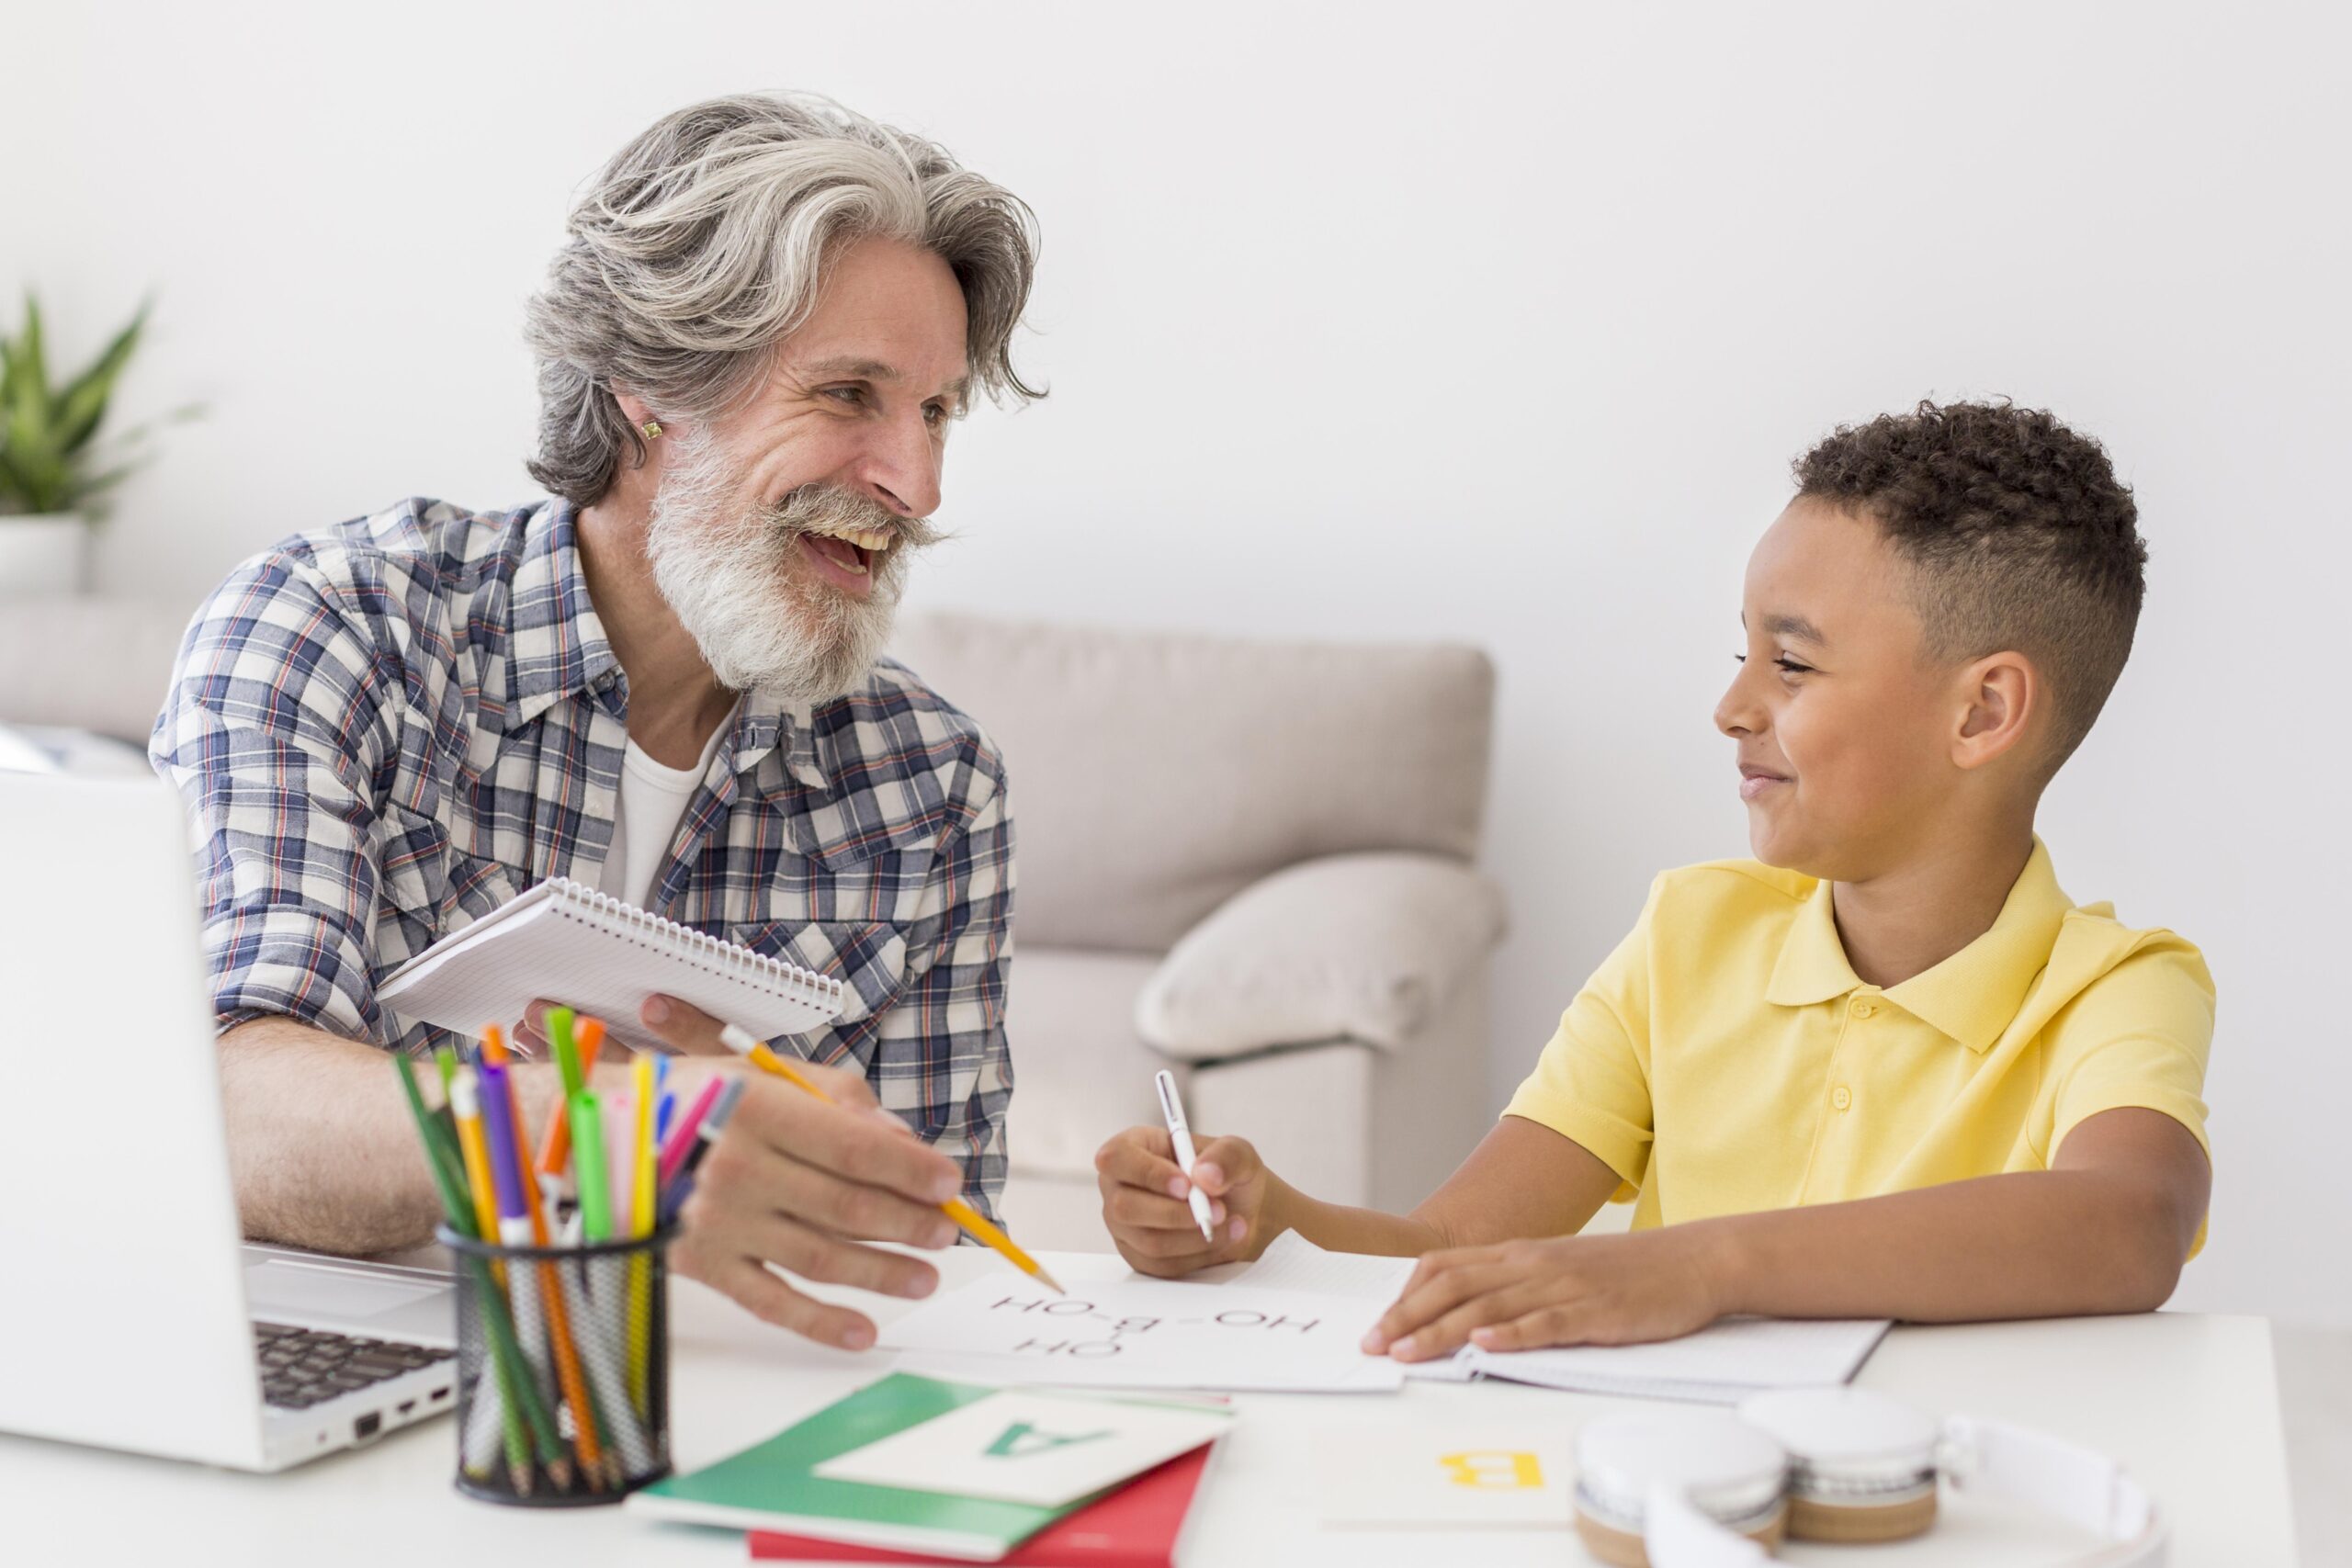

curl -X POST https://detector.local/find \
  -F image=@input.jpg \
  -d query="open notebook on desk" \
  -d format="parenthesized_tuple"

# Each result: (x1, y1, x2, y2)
(1222, 1234, 1889, 1403)
(379, 877, 846, 1054)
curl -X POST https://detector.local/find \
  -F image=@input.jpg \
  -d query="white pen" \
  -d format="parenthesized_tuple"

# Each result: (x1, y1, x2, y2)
(1153, 1068, 1217, 1243)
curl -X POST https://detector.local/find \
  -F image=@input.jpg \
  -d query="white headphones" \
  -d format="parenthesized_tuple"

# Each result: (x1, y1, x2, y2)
(1573, 1387, 2166, 1567)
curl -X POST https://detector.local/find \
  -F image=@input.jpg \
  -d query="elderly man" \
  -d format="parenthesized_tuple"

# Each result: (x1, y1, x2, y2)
(151, 93, 1040, 1349)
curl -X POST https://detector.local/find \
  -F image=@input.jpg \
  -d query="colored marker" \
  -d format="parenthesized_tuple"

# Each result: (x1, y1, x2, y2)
(657, 1077, 727, 1187)
(656, 1077, 746, 1228)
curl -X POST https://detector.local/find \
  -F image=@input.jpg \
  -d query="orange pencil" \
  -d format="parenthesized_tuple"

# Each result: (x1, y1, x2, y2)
(714, 1023, 1064, 1294)
(498, 1053, 609, 1492)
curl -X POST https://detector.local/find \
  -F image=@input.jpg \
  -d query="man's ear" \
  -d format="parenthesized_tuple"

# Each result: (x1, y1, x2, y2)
(1952, 650, 2039, 772)
(613, 386, 656, 430)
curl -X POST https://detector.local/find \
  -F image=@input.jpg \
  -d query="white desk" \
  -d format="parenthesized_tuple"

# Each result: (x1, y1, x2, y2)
(0, 1251, 2298, 1566)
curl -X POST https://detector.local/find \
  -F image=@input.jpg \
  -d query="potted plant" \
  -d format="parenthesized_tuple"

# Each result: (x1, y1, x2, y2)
(0, 294, 194, 597)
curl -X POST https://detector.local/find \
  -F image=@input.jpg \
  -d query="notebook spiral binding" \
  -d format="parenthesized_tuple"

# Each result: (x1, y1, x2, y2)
(549, 878, 846, 1012)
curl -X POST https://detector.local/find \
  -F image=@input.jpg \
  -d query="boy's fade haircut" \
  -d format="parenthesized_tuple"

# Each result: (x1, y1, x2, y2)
(1794, 400, 2146, 777)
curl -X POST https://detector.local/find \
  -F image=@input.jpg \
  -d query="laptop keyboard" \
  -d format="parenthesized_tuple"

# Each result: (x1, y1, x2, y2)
(253, 1321, 454, 1410)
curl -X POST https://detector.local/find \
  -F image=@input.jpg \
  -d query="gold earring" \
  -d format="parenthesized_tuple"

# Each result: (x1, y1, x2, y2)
(640, 420, 662, 441)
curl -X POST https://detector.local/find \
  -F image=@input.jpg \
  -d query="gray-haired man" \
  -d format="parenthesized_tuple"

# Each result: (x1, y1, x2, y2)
(152, 94, 1041, 1348)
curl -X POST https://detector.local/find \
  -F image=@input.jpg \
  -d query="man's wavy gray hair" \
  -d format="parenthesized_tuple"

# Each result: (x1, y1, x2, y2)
(525, 91, 1042, 506)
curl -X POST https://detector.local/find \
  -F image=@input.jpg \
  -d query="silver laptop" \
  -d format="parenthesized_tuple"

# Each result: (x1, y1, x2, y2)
(0, 770, 458, 1470)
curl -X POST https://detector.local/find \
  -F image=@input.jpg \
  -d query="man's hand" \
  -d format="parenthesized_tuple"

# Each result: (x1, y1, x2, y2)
(540, 994, 966, 1350)
(1362, 1227, 1726, 1362)
(1094, 1125, 1275, 1278)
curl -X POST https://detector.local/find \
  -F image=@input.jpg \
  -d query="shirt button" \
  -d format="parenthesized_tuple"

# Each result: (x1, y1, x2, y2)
(1832, 1085, 1853, 1111)
(1851, 998, 1876, 1019)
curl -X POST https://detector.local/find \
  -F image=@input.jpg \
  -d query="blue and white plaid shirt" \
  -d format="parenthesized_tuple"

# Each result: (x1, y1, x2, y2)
(151, 496, 1015, 1213)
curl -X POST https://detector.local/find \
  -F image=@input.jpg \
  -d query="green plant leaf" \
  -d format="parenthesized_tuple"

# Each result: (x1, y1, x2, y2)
(62, 459, 139, 512)
(17, 294, 47, 403)
(0, 446, 37, 512)
(0, 291, 182, 515)
(52, 302, 149, 457)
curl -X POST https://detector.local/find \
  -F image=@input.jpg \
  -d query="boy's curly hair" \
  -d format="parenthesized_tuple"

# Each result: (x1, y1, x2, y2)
(1795, 400, 2146, 775)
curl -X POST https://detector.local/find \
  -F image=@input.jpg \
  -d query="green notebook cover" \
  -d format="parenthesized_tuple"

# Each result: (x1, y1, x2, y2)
(626, 1373, 1094, 1562)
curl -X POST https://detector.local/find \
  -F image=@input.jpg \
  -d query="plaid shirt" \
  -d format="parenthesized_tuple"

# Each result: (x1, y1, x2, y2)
(151, 496, 1015, 1213)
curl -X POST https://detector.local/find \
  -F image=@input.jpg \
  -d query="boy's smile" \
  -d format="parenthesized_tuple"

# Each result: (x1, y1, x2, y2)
(1714, 497, 1983, 883)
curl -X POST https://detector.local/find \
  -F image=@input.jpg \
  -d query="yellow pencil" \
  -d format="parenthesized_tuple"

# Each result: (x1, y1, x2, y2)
(626, 1054, 657, 1413)
(717, 1023, 1064, 1293)
(448, 1069, 507, 1286)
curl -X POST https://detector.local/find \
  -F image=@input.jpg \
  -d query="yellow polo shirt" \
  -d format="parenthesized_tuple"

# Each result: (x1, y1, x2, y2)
(1505, 840, 2214, 1246)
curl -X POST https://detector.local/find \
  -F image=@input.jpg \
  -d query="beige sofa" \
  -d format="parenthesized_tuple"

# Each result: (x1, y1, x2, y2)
(0, 599, 1507, 1251)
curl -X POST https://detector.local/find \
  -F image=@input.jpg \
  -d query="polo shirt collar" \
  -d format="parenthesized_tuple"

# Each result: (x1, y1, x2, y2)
(500, 498, 832, 792)
(1765, 838, 2075, 1054)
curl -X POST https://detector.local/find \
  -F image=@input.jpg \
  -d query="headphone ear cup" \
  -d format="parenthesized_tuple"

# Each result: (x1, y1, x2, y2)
(1738, 1388, 1941, 1545)
(1573, 1411, 1789, 1567)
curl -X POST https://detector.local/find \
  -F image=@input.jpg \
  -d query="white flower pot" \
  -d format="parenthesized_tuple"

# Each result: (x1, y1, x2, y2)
(0, 513, 90, 599)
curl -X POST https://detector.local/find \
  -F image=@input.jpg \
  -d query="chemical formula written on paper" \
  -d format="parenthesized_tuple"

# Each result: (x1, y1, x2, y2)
(985, 1293, 1325, 1358)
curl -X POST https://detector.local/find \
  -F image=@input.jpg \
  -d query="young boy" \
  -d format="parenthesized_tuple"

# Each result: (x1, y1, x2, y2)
(1095, 400, 2214, 1362)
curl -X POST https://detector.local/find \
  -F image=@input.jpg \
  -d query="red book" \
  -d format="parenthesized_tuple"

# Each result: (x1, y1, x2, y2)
(748, 1446, 1211, 1567)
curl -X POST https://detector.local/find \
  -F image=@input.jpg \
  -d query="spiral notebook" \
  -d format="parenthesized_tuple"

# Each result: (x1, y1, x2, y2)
(378, 877, 846, 1053)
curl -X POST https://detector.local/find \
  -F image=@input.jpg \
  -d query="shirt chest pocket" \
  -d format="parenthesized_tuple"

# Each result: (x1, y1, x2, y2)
(726, 918, 911, 1057)
(374, 804, 526, 955)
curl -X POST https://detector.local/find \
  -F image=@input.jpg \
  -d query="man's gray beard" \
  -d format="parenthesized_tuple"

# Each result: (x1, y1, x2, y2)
(645, 431, 940, 702)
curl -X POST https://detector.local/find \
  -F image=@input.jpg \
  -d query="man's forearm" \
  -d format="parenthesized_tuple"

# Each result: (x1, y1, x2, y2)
(1698, 1168, 2190, 1324)
(220, 1016, 569, 1256)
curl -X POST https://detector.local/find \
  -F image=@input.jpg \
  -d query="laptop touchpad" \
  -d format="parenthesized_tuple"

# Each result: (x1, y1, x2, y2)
(245, 1257, 455, 1344)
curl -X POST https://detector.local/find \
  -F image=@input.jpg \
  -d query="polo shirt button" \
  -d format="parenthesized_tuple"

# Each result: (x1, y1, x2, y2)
(1851, 998, 1876, 1019)
(1832, 1085, 1852, 1111)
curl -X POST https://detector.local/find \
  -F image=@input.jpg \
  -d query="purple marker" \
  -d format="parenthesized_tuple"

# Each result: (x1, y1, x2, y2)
(475, 1061, 529, 1223)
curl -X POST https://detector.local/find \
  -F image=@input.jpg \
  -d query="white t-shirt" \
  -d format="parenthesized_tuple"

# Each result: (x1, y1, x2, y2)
(600, 716, 730, 908)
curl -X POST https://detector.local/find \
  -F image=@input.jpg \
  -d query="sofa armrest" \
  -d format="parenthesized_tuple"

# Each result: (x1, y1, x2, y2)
(1135, 852, 1507, 1062)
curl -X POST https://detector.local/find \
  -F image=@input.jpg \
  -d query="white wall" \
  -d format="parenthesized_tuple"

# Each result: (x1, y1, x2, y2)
(10, 2, 2346, 1325)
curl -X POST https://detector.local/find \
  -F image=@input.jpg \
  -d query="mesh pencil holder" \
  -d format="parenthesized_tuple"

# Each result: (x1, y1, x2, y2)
(438, 1224, 676, 1506)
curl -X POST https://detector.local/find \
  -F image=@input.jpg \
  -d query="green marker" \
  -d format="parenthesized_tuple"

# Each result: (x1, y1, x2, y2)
(548, 1006, 585, 1099)
(571, 1089, 615, 1241)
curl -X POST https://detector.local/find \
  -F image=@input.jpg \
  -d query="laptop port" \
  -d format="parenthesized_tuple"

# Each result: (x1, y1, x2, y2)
(396, 1400, 416, 1416)
(353, 1413, 381, 1441)
(430, 1387, 449, 1402)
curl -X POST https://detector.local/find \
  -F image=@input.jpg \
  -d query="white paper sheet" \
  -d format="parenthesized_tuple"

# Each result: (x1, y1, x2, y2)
(1209, 1233, 1478, 1382)
(880, 1276, 1408, 1393)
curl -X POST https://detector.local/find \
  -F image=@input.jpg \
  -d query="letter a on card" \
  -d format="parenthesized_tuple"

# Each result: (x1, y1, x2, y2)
(986, 1421, 1112, 1458)
(814, 1389, 1234, 1507)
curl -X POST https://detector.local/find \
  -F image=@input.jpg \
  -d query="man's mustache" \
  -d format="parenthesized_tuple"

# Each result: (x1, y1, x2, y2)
(766, 484, 946, 555)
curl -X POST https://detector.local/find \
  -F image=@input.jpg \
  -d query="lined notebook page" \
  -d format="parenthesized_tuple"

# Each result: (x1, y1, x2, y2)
(1464, 1315, 1893, 1403)
(1203, 1235, 1885, 1395)
(379, 878, 845, 1053)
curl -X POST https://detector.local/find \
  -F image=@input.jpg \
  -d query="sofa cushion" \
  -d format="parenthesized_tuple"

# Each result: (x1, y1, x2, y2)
(0, 596, 190, 744)
(1136, 852, 1508, 1058)
(888, 612, 1494, 953)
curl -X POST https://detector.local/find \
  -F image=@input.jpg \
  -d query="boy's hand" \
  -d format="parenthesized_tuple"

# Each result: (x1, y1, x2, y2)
(1362, 1228, 1727, 1361)
(1094, 1125, 1276, 1278)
